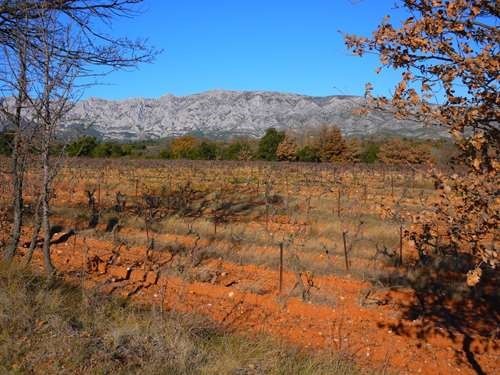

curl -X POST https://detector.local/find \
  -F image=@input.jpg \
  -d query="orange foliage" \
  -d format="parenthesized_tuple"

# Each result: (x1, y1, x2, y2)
(345, 0, 499, 282)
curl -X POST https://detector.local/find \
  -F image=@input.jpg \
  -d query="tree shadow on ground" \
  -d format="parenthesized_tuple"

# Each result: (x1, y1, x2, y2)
(377, 254, 499, 375)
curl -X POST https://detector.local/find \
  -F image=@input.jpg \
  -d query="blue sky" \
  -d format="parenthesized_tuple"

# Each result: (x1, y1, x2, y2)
(83, 0, 408, 100)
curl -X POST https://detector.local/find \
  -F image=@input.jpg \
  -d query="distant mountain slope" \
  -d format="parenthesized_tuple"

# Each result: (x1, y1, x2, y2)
(51, 90, 446, 139)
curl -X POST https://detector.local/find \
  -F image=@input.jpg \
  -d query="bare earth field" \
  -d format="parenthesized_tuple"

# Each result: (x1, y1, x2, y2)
(1, 158, 498, 374)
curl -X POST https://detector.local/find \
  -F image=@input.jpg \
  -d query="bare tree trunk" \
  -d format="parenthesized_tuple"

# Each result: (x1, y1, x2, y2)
(25, 196, 42, 264)
(41, 148, 55, 274)
(3, 38, 27, 262)
(4, 140, 24, 261)
(39, 22, 56, 275)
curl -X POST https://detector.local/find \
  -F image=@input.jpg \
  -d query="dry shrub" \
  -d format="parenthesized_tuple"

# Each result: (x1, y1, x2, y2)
(378, 138, 433, 165)
(276, 134, 299, 161)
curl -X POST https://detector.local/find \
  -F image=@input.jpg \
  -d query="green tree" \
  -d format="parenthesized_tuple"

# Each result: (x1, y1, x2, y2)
(221, 140, 255, 160)
(159, 148, 172, 159)
(221, 142, 240, 160)
(0, 132, 14, 156)
(109, 143, 125, 157)
(197, 141, 218, 160)
(91, 142, 113, 158)
(120, 144, 134, 156)
(297, 145, 320, 162)
(360, 142, 379, 163)
(258, 128, 285, 161)
(66, 136, 98, 157)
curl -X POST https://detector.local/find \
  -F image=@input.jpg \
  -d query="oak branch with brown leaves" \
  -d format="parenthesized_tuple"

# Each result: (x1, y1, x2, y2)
(345, 0, 499, 285)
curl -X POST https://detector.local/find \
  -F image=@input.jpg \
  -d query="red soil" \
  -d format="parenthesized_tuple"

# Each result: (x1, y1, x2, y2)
(19, 234, 499, 375)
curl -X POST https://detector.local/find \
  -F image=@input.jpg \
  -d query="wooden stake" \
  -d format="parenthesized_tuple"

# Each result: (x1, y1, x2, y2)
(160, 285, 166, 319)
(342, 231, 349, 270)
(399, 224, 403, 267)
(337, 188, 341, 218)
(279, 242, 284, 294)
(97, 181, 101, 208)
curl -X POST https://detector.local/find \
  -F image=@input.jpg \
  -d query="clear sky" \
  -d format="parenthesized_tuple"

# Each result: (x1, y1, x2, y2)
(82, 0, 409, 100)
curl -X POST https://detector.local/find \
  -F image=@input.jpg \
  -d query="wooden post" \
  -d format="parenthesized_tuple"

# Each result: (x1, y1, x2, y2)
(97, 181, 101, 208)
(285, 177, 289, 213)
(145, 219, 150, 247)
(399, 224, 403, 267)
(306, 196, 311, 224)
(342, 231, 349, 270)
(435, 223, 440, 255)
(279, 242, 284, 294)
(81, 237, 88, 305)
(160, 285, 166, 319)
(337, 188, 341, 218)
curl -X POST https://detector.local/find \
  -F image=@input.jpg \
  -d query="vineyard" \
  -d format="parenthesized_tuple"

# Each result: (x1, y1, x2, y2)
(1, 157, 497, 374)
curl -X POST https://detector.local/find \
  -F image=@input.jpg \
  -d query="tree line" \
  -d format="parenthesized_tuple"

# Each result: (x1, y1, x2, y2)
(2, 125, 447, 164)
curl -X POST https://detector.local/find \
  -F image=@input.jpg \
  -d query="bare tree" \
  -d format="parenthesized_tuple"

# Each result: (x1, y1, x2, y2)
(24, 9, 79, 273)
(0, 0, 158, 267)
(0, 13, 32, 261)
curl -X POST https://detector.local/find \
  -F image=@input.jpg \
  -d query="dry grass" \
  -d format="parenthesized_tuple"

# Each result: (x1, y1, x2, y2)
(0, 262, 361, 375)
